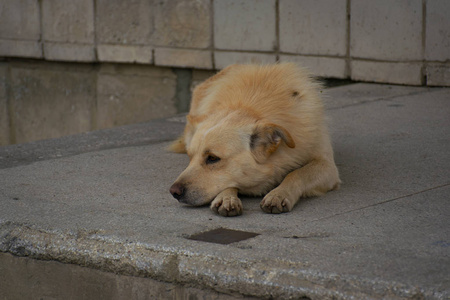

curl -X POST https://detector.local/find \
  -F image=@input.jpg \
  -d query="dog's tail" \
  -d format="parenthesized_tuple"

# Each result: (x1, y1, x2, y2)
(168, 136, 186, 153)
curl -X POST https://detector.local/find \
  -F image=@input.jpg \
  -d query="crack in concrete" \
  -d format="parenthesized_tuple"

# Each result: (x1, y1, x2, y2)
(311, 182, 450, 223)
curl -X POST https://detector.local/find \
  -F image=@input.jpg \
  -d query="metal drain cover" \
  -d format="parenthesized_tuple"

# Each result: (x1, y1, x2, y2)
(188, 227, 260, 245)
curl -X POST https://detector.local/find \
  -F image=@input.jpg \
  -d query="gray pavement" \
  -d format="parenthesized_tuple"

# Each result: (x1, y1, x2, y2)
(0, 83, 449, 299)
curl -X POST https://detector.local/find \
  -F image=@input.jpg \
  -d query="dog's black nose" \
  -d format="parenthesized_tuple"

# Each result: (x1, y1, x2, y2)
(170, 183, 185, 201)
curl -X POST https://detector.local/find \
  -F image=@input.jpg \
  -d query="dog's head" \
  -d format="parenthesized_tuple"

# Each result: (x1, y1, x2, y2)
(169, 111, 295, 206)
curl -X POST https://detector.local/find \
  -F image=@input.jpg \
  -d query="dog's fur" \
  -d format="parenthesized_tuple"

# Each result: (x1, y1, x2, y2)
(169, 63, 340, 216)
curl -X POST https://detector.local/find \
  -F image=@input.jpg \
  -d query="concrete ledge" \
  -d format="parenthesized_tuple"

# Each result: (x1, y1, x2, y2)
(426, 63, 450, 86)
(214, 51, 277, 70)
(97, 45, 153, 64)
(44, 42, 96, 62)
(280, 55, 347, 79)
(1, 222, 437, 299)
(0, 39, 42, 58)
(351, 60, 423, 85)
(154, 48, 213, 69)
(1, 84, 449, 299)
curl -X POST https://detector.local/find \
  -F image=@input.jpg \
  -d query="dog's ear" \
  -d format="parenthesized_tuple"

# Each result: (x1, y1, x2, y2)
(250, 123, 295, 163)
(170, 66, 238, 153)
(190, 65, 238, 112)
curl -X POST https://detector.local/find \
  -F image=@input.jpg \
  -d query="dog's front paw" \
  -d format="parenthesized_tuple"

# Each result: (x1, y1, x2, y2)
(260, 190, 294, 214)
(210, 194, 243, 217)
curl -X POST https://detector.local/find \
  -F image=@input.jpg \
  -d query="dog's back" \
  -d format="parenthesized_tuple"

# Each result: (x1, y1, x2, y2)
(170, 63, 340, 216)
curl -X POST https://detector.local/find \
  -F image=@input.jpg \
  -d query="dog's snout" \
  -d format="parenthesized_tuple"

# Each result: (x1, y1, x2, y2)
(170, 183, 186, 201)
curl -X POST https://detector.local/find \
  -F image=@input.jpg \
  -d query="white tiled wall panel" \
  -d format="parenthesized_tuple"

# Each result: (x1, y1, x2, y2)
(279, 0, 347, 56)
(214, 0, 276, 51)
(0, 0, 449, 86)
(350, 0, 422, 61)
(425, 0, 450, 61)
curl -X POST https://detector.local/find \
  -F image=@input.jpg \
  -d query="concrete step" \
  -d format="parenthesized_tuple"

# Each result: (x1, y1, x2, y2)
(1, 83, 449, 299)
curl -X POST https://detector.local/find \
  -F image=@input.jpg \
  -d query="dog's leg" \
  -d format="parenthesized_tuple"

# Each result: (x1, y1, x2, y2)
(260, 158, 340, 214)
(210, 188, 243, 217)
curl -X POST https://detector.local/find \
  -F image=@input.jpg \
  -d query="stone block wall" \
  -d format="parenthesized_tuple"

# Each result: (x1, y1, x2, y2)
(0, 0, 449, 144)
(0, 60, 181, 145)
(1, 0, 449, 85)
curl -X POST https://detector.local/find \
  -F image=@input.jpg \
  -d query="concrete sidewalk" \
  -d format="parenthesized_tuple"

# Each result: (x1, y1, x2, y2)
(0, 83, 449, 299)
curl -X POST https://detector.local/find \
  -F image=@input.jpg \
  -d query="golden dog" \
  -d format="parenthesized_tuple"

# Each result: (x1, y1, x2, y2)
(169, 63, 340, 216)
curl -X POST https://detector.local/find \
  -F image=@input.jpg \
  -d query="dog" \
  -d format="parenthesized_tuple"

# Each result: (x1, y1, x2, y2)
(169, 63, 340, 217)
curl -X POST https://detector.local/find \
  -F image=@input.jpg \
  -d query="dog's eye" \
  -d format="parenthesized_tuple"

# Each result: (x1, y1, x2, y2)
(206, 155, 221, 164)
